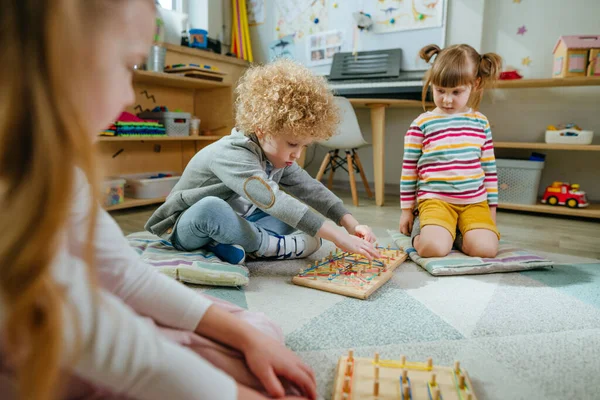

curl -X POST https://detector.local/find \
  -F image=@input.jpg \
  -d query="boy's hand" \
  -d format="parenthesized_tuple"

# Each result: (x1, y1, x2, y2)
(334, 233, 381, 260)
(399, 209, 414, 236)
(353, 224, 376, 243)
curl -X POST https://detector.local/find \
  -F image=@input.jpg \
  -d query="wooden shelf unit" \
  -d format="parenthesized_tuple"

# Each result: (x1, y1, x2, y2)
(498, 202, 600, 219)
(100, 45, 249, 211)
(133, 70, 230, 90)
(105, 197, 166, 211)
(98, 135, 224, 142)
(490, 76, 600, 219)
(495, 142, 600, 151)
(495, 76, 600, 89)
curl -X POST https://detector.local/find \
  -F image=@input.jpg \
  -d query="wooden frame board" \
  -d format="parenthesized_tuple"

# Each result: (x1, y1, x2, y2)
(332, 352, 478, 400)
(291, 246, 407, 300)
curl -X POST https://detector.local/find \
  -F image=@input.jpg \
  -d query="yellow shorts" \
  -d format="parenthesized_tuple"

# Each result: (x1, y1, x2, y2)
(417, 199, 500, 240)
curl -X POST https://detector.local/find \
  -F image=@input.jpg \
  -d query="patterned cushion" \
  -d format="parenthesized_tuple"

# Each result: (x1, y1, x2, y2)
(127, 231, 249, 287)
(389, 230, 553, 276)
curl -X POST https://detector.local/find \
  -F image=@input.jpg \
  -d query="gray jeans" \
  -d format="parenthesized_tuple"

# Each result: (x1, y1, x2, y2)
(171, 196, 296, 253)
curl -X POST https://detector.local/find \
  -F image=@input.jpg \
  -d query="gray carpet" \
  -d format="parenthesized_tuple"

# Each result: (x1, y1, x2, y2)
(194, 237, 600, 400)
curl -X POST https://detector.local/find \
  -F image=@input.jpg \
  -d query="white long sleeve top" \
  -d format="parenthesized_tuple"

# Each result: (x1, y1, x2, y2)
(0, 171, 237, 399)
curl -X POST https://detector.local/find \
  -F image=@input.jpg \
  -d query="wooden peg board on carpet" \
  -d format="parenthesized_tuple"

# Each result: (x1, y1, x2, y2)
(291, 245, 407, 299)
(333, 351, 478, 400)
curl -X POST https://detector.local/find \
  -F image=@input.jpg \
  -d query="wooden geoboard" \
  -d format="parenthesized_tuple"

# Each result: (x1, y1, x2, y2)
(291, 245, 407, 300)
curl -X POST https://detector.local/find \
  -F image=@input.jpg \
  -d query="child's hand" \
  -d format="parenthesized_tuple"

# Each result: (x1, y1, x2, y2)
(237, 383, 309, 400)
(242, 335, 317, 400)
(490, 206, 497, 224)
(353, 224, 376, 243)
(399, 209, 414, 236)
(335, 233, 381, 260)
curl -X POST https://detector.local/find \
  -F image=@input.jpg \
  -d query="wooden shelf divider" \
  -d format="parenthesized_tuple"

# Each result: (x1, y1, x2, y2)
(105, 197, 166, 212)
(132, 70, 231, 90)
(498, 202, 600, 219)
(495, 142, 600, 151)
(98, 135, 223, 142)
(495, 76, 600, 89)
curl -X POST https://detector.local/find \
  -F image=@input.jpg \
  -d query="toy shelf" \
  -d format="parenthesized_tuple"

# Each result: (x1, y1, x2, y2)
(498, 202, 600, 219)
(97, 135, 223, 142)
(105, 197, 167, 211)
(495, 76, 600, 89)
(99, 45, 249, 212)
(132, 70, 230, 89)
(495, 142, 600, 151)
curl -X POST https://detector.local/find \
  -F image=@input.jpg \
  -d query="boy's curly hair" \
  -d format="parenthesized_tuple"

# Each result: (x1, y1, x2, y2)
(235, 59, 339, 141)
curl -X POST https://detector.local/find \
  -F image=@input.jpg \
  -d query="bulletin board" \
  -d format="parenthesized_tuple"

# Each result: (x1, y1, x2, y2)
(273, 0, 447, 74)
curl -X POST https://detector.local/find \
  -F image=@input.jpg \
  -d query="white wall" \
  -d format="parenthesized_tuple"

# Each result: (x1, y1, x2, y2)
(247, 0, 600, 201)
(249, 0, 447, 73)
(480, 0, 600, 200)
(184, 0, 224, 42)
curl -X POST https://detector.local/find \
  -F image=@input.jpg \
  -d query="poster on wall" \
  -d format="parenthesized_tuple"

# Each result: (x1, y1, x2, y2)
(306, 30, 343, 66)
(275, 0, 329, 40)
(247, 0, 265, 26)
(269, 34, 296, 61)
(366, 0, 444, 34)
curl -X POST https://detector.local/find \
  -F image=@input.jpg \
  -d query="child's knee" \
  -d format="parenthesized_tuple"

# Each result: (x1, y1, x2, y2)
(462, 236, 498, 258)
(189, 197, 231, 228)
(415, 235, 452, 258)
(195, 196, 229, 215)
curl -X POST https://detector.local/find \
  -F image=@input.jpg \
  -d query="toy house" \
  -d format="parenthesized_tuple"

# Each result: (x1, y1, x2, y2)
(552, 35, 600, 78)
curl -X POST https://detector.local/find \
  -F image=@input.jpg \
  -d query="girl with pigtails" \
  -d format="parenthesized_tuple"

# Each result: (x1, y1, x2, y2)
(399, 44, 503, 259)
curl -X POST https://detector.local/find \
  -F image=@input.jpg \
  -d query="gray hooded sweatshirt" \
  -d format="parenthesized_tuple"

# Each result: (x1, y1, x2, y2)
(145, 129, 350, 240)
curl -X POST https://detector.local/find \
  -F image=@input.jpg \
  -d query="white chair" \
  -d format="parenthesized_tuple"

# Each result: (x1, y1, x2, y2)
(316, 97, 373, 206)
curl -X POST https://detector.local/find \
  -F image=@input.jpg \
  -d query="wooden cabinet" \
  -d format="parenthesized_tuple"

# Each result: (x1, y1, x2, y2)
(98, 44, 248, 211)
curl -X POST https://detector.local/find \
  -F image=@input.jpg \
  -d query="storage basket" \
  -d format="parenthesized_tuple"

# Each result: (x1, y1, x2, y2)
(120, 171, 181, 199)
(496, 159, 545, 205)
(138, 111, 190, 137)
(103, 178, 125, 207)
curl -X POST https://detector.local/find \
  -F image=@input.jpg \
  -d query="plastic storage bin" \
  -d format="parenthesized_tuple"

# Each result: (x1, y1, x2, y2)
(138, 111, 190, 137)
(120, 171, 181, 199)
(496, 159, 545, 205)
(103, 178, 125, 207)
(545, 128, 593, 145)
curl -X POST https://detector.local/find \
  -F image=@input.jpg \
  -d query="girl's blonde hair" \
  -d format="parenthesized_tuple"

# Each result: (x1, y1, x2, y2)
(235, 59, 339, 141)
(419, 44, 503, 110)
(0, 1, 139, 398)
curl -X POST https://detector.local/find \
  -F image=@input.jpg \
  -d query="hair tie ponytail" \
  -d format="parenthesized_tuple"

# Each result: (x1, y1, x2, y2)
(478, 52, 502, 81)
(419, 44, 441, 64)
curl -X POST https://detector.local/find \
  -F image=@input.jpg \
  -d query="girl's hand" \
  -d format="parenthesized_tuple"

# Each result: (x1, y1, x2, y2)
(242, 335, 317, 400)
(399, 209, 414, 236)
(237, 383, 309, 400)
(353, 224, 376, 243)
(334, 232, 381, 260)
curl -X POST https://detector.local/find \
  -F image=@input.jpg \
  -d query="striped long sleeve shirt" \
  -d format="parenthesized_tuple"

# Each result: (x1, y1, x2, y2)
(400, 110, 498, 209)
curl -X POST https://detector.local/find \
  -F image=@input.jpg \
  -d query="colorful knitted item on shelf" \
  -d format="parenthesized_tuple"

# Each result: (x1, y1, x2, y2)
(114, 121, 166, 137)
(100, 123, 117, 136)
(98, 111, 168, 138)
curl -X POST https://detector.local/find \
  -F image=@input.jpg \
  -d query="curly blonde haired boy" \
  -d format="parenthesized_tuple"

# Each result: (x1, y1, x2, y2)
(235, 58, 339, 141)
(147, 59, 380, 264)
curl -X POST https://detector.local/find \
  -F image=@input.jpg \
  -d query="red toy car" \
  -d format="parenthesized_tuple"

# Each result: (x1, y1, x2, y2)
(541, 181, 589, 208)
